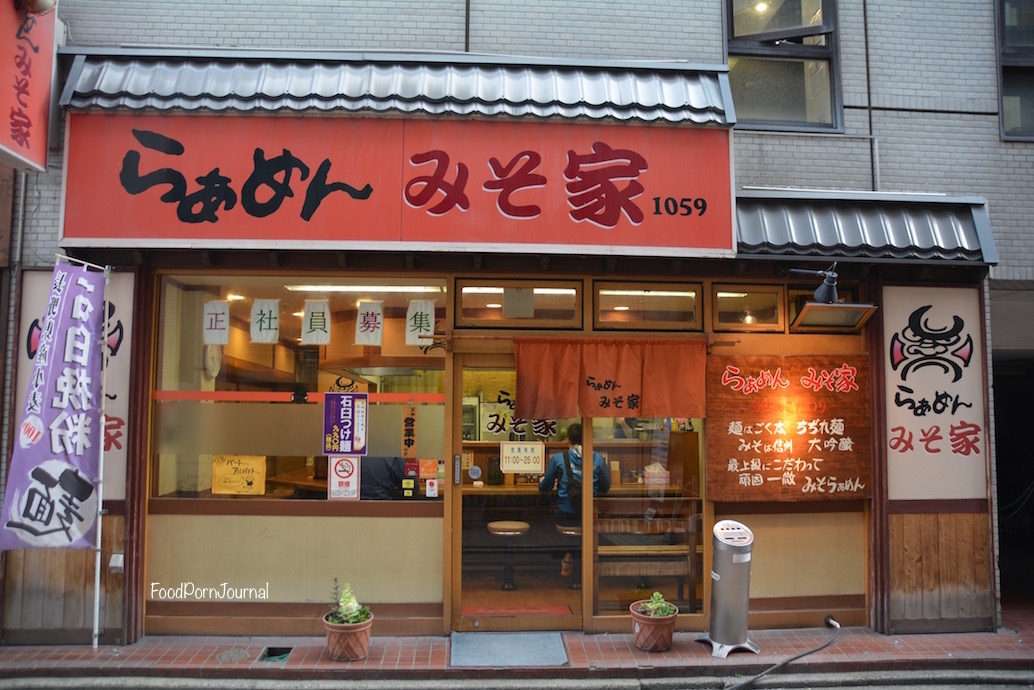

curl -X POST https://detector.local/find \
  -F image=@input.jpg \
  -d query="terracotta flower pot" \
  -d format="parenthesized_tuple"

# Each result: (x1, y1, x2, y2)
(629, 600, 678, 652)
(323, 612, 374, 661)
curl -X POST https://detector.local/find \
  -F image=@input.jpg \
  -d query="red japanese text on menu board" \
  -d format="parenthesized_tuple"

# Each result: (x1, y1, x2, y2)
(706, 355, 872, 502)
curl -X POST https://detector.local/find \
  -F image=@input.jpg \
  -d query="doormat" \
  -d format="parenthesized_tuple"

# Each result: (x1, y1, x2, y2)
(450, 631, 568, 668)
(461, 604, 571, 617)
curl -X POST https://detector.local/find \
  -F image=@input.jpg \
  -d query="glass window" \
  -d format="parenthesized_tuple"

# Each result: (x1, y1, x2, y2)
(594, 281, 702, 331)
(727, 0, 838, 129)
(152, 274, 447, 500)
(712, 284, 785, 332)
(1001, 1, 1034, 137)
(592, 417, 703, 616)
(456, 279, 582, 329)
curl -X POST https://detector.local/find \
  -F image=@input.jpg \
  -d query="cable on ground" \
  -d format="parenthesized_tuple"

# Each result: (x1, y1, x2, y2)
(722, 616, 841, 690)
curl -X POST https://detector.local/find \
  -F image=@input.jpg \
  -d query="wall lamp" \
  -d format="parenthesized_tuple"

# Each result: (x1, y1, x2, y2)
(785, 262, 877, 333)
(18, 0, 57, 14)
(789, 262, 840, 303)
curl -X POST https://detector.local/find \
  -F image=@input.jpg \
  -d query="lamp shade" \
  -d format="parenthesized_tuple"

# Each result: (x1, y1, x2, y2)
(813, 276, 838, 304)
(21, 0, 57, 14)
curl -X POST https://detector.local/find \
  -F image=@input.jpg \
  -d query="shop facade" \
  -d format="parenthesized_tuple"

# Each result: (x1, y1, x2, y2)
(2, 48, 998, 644)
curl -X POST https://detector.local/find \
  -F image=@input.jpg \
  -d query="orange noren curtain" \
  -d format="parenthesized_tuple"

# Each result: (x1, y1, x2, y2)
(578, 341, 642, 417)
(514, 338, 580, 419)
(515, 337, 707, 420)
(640, 339, 706, 418)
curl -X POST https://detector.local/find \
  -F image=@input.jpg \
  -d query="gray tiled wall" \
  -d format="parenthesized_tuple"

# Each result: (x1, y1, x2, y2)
(17, 0, 1032, 282)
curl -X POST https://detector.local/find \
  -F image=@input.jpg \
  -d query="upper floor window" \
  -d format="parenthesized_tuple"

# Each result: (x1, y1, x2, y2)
(727, 0, 839, 130)
(1000, 0, 1034, 138)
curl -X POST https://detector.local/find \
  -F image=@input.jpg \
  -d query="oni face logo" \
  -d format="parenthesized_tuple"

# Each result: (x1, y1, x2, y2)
(889, 305, 973, 383)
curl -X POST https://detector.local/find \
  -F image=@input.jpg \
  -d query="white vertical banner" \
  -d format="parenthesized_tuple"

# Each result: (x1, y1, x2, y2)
(883, 286, 987, 500)
(250, 298, 280, 343)
(301, 299, 331, 346)
(202, 301, 230, 345)
(355, 300, 384, 346)
(405, 299, 436, 345)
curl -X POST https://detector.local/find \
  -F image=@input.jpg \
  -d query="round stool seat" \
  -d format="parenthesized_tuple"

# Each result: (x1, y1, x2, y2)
(487, 521, 530, 591)
(488, 520, 530, 536)
(556, 524, 582, 538)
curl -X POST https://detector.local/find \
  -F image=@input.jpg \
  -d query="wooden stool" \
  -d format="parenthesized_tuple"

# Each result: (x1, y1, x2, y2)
(487, 520, 530, 590)
(556, 524, 582, 589)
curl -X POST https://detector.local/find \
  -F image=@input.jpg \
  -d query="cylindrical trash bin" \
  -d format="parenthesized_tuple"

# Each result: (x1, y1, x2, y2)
(697, 519, 760, 658)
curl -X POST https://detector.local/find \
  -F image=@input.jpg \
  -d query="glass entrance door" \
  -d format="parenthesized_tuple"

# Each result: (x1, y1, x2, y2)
(454, 354, 582, 631)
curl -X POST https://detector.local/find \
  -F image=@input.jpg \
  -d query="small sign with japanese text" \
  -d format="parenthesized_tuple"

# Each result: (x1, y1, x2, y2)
(328, 456, 360, 500)
(212, 455, 266, 495)
(500, 442, 545, 474)
(323, 393, 368, 455)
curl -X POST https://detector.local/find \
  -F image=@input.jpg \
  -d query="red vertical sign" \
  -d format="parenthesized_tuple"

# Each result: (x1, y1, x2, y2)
(1, 5, 55, 171)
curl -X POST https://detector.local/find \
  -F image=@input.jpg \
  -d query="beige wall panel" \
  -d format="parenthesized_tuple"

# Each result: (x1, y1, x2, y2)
(146, 515, 443, 604)
(722, 511, 866, 598)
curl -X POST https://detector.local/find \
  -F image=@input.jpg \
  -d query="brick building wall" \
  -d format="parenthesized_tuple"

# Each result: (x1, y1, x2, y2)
(39, 0, 1030, 282)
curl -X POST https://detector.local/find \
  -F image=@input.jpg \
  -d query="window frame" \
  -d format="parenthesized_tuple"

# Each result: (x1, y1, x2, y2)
(998, 0, 1034, 140)
(592, 280, 703, 332)
(711, 284, 786, 333)
(454, 278, 583, 330)
(726, 0, 843, 132)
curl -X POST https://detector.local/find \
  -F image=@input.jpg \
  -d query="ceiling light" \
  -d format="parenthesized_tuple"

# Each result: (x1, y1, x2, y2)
(285, 285, 443, 293)
(755, 1, 769, 12)
(461, 286, 576, 295)
(227, 293, 246, 301)
(614, 305, 631, 311)
(486, 303, 502, 309)
(599, 290, 696, 298)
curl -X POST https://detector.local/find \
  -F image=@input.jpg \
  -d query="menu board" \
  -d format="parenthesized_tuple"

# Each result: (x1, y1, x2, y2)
(706, 355, 871, 502)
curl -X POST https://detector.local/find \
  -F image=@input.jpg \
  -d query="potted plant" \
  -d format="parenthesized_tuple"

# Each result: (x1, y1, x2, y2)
(629, 591, 679, 652)
(323, 580, 374, 661)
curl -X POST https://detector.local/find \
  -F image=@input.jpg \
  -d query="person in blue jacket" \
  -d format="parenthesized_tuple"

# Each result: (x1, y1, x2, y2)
(539, 423, 611, 576)
(539, 422, 611, 526)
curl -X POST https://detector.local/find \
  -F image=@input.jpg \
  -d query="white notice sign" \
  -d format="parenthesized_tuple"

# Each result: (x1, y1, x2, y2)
(500, 442, 545, 474)
(328, 456, 360, 500)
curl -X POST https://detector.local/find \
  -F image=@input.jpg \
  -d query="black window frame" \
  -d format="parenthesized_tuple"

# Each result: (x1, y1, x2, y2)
(998, 0, 1034, 140)
(726, 0, 842, 132)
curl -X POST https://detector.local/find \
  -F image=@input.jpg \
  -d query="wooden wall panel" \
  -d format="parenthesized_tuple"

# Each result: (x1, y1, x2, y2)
(1, 515, 124, 644)
(888, 512, 993, 633)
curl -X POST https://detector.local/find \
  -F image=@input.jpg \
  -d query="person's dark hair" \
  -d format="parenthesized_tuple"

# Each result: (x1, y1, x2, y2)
(567, 423, 583, 445)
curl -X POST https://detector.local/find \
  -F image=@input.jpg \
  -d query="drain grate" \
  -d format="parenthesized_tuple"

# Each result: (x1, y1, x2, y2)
(259, 647, 292, 662)
(216, 648, 251, 662)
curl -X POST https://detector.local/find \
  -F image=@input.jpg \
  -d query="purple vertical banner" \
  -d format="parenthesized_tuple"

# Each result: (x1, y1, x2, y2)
(0, 261, 106, 550)
(323, 393, 369, 455)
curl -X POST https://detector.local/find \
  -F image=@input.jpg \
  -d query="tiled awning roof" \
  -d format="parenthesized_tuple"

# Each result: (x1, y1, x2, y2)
(736, 190, 997, 265)
(56, 50, 996, 266)
(59, 49, 734, 126)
